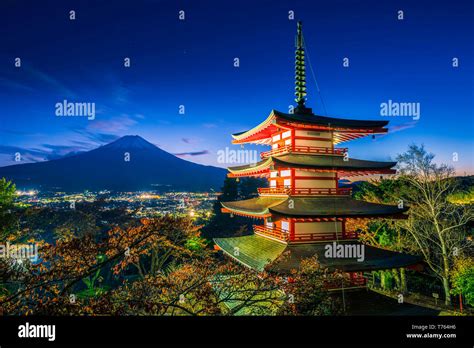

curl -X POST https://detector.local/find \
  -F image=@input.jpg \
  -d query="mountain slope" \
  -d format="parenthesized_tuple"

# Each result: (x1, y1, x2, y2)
(0, 136, 226, 192)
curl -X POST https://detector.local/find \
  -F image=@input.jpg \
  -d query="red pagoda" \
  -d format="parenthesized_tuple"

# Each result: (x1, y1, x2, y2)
(214, 22, 419, 286)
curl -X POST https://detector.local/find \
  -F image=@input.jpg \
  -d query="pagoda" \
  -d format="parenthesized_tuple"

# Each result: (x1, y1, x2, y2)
(214, 22, 420, 286)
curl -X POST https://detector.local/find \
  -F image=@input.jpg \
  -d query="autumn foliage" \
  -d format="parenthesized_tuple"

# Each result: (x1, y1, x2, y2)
(1, 214, 340, 316)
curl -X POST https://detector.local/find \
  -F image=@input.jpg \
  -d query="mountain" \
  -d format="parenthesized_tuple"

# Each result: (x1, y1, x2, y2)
(0, 136, 227, 192)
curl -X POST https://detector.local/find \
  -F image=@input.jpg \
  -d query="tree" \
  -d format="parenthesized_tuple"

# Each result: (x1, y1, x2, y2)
(0, 216, 206, 315)
(349, 178, 419, 293)
(0, 234, 104, 315)
(220, 177, 239, 201)
(107, 216, 206, 278)
(109, 258, 284, 316)
(108, 255, 343, 316)
(1, 212, 343, 316)
(0, 178, 17, 242)
(276, 256, 342, 315)
(450, 256, 474, 307)
(396, 144, 473, 305)
(201, 177, 262, 239)
(0, 178, 15, 206)
(238, 177, 267, 198)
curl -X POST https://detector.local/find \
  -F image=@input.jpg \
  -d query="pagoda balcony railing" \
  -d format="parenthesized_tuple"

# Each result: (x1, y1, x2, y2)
(253, 226, 358, 243)
(253, 225, 289, 242)
(257, 187, 291, 195)
(258, 187, 351, 196)
(291, 187, 351, 196)
(260, 145, 347, 159)
(292, 231, 358, 242)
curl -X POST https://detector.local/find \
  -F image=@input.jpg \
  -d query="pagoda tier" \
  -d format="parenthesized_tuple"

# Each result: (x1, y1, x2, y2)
(232, 109, 388, 145)
(214, 235, 421, 274)
(220, 196, 407, 244)
(227, 154, 396, 178)
(221, 196, 408, 218)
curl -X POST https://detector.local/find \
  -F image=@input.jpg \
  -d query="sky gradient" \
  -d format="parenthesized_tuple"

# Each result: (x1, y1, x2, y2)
(0, 0, 473, 174)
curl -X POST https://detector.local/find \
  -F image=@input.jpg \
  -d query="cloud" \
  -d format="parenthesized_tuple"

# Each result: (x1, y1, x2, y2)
(0, 129, 44, 136)
(71, 140, 96, 147)
(388, 121, 418, 134)
(41, 144, 82, 151)
(45, 150, 85, 160)
(87, 114, 139, 133)
(67, 112, 142, 149)
(73, 130, 121, 145)
(0, 77, 35, 93)
(0, 145, 45, 159)
(174, 150, 210, 157)
(0, 65, 77, 98)
(66, 113, 144, 150)
(40, 144, 88, 159)
(0, 143, 89, 164)
(23, 65, 77, 98)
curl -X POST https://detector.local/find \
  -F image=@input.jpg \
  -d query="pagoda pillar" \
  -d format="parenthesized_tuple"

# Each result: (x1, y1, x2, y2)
(290, 218, 295, 242)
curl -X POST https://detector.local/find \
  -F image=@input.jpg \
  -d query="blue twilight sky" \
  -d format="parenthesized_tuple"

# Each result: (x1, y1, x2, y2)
(0, 0, 473, 174)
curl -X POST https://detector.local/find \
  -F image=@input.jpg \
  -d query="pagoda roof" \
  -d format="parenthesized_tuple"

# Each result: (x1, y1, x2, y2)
(221, 196, 408, 218)
(232, 110, 388, 145)
(214, 235, 287, 271)
(214, 234, 421, 274)
(272, 110, 388, 129)
(221, 196, 285, 217)
(227, 154, 396, 177)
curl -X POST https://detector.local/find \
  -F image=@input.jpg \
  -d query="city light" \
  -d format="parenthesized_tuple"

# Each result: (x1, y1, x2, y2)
(16, 190, 38, 196)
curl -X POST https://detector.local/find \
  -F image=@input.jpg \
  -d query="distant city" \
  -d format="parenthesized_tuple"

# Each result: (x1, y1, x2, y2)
(15, 189, 218, 219)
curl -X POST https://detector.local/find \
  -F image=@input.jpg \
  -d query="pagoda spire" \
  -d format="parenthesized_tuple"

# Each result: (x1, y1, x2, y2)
(294, 21, 310, 114)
